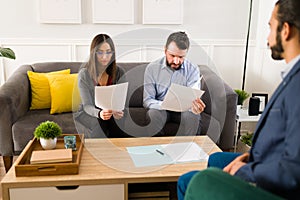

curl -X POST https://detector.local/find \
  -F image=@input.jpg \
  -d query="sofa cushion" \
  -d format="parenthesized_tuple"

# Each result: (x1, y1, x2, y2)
(47, 73, 80, 114)
(31, 62, 82, 74)
(118, 63, 147, 107)
(201, 112, 221, 143)
(27, 69, 71, 110)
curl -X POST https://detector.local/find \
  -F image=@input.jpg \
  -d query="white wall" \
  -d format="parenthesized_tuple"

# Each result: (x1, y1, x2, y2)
(0, 0, 285, 99)
(246, 0, 285, 97)
(0, 0, 256, 39)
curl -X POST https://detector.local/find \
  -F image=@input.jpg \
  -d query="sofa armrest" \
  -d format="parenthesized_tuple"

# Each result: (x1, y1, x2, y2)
(220, 82, 237, 149)
(0, 65, 32, 155)
(200, 65, 237, 150)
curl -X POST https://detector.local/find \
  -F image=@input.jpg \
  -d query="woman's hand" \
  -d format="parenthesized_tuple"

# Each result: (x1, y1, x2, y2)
(223, 152, 249, 175)
(191, 98, 206, 114)
(99, 110, 113, 120)
(112, 111, 124, 120)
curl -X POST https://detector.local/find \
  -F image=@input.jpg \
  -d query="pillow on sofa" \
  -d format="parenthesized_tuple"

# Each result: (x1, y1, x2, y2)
(47, 73, 80, 114)
(27, 69, 71, 110)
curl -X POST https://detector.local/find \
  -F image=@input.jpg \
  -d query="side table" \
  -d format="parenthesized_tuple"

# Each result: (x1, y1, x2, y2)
(234, 107, 261, 152)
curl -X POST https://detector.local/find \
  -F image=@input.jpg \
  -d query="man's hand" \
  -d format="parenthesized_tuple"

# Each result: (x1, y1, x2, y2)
(113, 111, 124, 120)
(191, 98, 206, 114)
(223, 153, 249, 175)
(99, 110, 113, 120)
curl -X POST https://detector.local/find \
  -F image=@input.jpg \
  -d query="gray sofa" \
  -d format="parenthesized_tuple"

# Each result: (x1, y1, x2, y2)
(0, 62, 237, 171)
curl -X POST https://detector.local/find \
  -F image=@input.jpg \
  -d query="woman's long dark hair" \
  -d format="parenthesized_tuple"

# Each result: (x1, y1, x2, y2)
(85, 34, 117, 83)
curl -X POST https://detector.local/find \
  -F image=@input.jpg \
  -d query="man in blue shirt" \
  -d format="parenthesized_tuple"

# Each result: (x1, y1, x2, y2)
(143, 31, 206, 136)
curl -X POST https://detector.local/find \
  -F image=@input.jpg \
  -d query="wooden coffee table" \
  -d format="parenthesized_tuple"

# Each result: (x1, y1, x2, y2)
(1, 136, 221, 200)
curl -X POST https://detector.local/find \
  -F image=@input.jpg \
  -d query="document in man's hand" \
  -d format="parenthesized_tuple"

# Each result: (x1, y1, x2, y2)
(127, 142, 208, 167)
(161, 83, 205, 112)
(95, 82, 128, 111)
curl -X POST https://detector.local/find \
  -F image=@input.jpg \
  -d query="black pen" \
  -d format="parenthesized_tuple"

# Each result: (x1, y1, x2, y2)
(156, 149, 164, 156)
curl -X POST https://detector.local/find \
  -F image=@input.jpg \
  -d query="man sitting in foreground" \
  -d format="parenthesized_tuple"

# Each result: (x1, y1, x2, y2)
(177, 0, 300, 199)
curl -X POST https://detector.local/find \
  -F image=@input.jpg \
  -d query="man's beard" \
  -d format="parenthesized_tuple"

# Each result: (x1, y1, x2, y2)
(166, 61, 182, 70)
(270, 30, 284, 60)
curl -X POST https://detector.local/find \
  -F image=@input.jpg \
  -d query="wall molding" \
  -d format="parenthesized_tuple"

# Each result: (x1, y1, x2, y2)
(0, 38, 257, 63)
(0, 38, 257, 87)
(0, 38, 256, 47)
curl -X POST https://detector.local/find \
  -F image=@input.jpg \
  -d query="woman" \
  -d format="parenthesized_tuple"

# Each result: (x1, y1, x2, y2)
(75, 34, 126, 138)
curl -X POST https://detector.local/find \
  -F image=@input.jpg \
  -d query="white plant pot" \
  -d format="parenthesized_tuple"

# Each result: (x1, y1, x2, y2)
(237, 139, 251, 153)
(40, 138, 57, 150)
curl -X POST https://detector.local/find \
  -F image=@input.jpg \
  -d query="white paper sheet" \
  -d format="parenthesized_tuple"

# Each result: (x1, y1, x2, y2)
(126, 142, 208, 167)
(161, 83, 205, 112)
(161, 142, 208, 163)
(95, 82, 128, 111)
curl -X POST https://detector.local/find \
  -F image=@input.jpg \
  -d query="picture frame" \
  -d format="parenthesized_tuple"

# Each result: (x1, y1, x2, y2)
(92, 0, 134, 24)
(142, 0, 183, 24)
(252, 93, 268, 114)
(38, 0, 82, 24)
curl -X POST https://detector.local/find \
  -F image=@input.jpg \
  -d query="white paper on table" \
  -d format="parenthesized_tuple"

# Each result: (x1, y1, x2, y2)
(126, 142, 208, 167)
(95, 82, 128, 111)
(161, 142, 208, 163)
(161, 83, 205, 112)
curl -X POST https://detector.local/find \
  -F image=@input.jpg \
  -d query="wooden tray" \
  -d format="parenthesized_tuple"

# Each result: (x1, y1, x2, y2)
(14, 134, 84, 177)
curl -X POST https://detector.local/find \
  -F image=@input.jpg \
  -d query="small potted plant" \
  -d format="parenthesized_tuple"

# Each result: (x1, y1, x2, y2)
(33, 121, 62, 150)
(237, 132, 253, 153)
(235, 89, 250, 107)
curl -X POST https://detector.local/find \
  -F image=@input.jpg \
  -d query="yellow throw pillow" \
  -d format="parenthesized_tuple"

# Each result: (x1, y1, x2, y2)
(47, 74, 80, 114)
(27, 69, 71, 110)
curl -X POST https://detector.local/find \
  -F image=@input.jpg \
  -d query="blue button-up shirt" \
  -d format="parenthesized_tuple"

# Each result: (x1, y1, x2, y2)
(143, 57, 201, 109)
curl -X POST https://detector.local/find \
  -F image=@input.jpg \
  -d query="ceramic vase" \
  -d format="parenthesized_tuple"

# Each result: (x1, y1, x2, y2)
(40, 138, 57, 150)
(237, 139, 251, 153)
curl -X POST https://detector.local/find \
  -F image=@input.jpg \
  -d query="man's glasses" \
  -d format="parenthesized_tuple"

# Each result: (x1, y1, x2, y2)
(96, 51, 114, 56)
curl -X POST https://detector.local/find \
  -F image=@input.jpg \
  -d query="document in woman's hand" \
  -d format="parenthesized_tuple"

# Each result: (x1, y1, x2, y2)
(95, 82, 128, 111)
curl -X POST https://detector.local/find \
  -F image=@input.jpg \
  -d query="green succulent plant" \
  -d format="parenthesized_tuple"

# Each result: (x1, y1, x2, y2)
(0, 47, 16, 59)
(240, 132, 253, 146)
(33, 121, 62, 139)
(235, 89, 250, 105)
